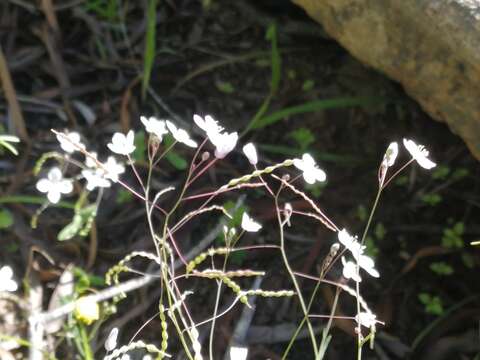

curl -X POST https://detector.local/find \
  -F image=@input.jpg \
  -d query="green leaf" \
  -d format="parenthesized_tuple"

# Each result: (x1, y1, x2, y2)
(142, 0, 159, 98)
(116, 189, 133, 204)
(302, 79, 315, 92)
(0, 208, 13, 229)
(166, 151, 188, 170)
(289, 127, 315, 150)
(431, 165, 450, 180)
(421, 193, 442, 206)
(132, 130, 146, 162)
(418, 292, 444, 315)
(252, 97, 389, 130)
(57, 205, 97, 241)
(374, 222, 386, 240)
(266, 23, 281, 93)
(429, 262, 454, 276)
(215, 80, 235, 94)
(163, 135, 188, 170)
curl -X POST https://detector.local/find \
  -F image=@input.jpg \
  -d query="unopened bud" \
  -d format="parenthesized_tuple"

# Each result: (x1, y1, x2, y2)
(201, 151, 210, 161)
(284, 203, 293, 226)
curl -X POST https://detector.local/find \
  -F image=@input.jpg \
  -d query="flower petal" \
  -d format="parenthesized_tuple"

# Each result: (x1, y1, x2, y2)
(47, 189, 61, 203)
(36, 178, 51, 193)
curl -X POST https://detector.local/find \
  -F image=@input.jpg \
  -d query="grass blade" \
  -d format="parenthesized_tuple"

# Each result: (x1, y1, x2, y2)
(142, 0, 158, 99)
(252, 97, 390, 130)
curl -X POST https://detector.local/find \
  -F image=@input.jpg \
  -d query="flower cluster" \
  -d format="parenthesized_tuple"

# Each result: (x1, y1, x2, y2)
(337, 229, 379, 282)
(36, 131, 126, 203)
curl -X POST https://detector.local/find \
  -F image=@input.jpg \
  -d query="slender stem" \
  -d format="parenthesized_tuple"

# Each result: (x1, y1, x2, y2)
(78, 324, 93, 360)
(275, 196, 318, 355)
(356, 186, 382, 360)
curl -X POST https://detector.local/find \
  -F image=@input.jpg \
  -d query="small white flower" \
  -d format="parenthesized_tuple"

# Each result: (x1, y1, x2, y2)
(85, 152, 98, 168)
(166, 121, 198, 148)
(56, 131, 85, 153)
(36, 167, 73, 203)
(382, 142, 398, 167)
(104, 327, 118, 352)
(241, 212, 262, 232)
(209, 130, 238, 159)
(120, 355, 130, 360)
(242, 143, 258, 165)
(193, 114, 223, 137)
(0, 266, 18, 292)
(293, 153, 327, 184)
(357, 254, 380, 278)
(103, 156, 125, 182)
(355, 311, 377, 328)
(82, 168, 111, 191)
(142, 356, 153, 360)
(229, 346, 248, 360)
(141, 116, 168, 141)
(341, 257, 362, 282)
(338, 229, 364, 259)
(107, 130, 136, 155)
(403, 138, 436, 170)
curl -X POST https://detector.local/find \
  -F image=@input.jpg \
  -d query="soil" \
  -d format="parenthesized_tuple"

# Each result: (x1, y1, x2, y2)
(0, 1, 479, 359)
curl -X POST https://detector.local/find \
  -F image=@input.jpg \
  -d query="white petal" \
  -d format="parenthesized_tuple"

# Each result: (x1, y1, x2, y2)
(229, 346, 248, 360)
(5, 279, 18, 292)
(356, 312, 377, 328)
(242, 143, 258, 165)
(36, 178, 52, 193)
(48, 167, 63, 182)
(403, 138, 436, 170)
(383, 142, 398, 167)
(416, 155, 437, 170)
(58, 180, 73, 194)
(0, 266, 13, 279)
(241, 213, 262, 232)
(312, 167, 326, 182)
(104, 327, 118, 351)
(47, 189, 61, 203)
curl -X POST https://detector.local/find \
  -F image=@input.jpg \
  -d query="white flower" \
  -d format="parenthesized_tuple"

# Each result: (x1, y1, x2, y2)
(0, 266, 18, 292)
(107, 130, 136, 155)
(142, 356, 153, 360)
(355, 311, 377, 328)
(36, 167, 73, 203)
(209, 130, 238, 159)
(166, 121, 198, 148)
(293, 153, 326, 184)
(357, 254, 380, 278)
(193, 114, 223, 137)
(56, 131, 85, 153)
(241, 212, 262, 232)
(103, 156, 125, 182)
(242, 143, 258, 165)
(382, 142, 398, 167)
(338, 229, 364, 259)
(229, 346, 248, 360)
(120, 355, 130, 360)
(85, 152, 98, 168)
(82, 168, 111, 191)
(341, 257, 362, 282)
(403, 138, 436, 170)
(104, 327, 118, 352)
(141, 116, 168, 141)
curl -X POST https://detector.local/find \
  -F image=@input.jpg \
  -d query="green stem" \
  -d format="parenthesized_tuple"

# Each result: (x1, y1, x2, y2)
(79, 324, 93, 360)
(276, 196, 318, 355)
(356, 186, 382, 360)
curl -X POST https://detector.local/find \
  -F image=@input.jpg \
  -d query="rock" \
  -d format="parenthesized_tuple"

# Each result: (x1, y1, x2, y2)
(292, 0, 480, 159)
